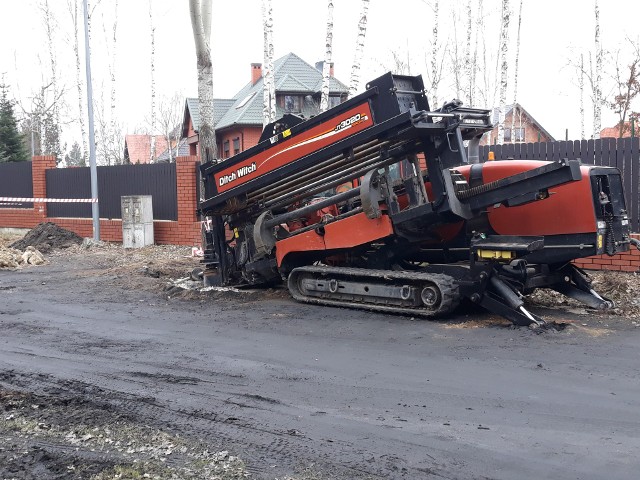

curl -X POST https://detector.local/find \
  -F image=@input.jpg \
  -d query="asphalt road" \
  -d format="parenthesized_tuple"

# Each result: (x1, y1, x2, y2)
(1, 254, 639, 479)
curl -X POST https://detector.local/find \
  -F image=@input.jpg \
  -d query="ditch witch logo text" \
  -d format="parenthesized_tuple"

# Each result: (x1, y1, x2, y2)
(219, 162, 257, 187)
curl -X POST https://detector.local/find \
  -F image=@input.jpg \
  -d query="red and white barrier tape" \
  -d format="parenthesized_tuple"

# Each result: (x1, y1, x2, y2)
(0, 197, 98, 203)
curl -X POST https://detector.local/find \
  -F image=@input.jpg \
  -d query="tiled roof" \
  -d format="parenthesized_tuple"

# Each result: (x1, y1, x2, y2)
(124, 135, 169, 164)
(276, 73, 314, 92)
(156, 138, 190, 162)
(183, 98, 235, 138)
(185, 52, 349, 133)
(600, 122, 633, 139)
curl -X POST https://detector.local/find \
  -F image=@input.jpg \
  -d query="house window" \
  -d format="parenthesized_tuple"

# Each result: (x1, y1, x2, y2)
(329, 96, 342, 109)
(223, 140, 230, 158)
(504, 127, 525, 142)
(233, 137, 240, 155)
(280, 95, 301, 113)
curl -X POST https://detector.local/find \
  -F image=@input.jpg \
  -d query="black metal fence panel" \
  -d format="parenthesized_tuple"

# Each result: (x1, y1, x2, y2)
(480, 138, 640, 232)
(46, 164, 178, 220)
(0, 161, 33, 208)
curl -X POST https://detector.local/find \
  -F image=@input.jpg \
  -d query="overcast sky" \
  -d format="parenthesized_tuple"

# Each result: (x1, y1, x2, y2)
(1, 0, 639, 152)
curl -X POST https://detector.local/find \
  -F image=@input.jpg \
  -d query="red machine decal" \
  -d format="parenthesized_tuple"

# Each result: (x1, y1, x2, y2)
(214, 103, 374, 193)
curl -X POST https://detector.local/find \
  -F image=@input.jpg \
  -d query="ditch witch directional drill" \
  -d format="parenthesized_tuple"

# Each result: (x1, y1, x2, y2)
(197, 72, 634, 326)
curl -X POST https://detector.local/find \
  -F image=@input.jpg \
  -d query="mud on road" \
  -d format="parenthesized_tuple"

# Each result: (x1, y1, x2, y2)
(1, 236, 640, 479)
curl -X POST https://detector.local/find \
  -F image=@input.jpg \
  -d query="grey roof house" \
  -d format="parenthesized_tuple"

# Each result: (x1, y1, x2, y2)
(182, 52, 349, 158)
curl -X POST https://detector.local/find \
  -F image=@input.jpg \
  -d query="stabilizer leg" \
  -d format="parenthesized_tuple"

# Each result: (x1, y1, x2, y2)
(475, 275, 545, 327)
(552, 265, 614, 310)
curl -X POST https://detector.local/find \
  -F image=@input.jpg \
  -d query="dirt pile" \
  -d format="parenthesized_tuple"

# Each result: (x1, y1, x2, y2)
(10, 222, 84, 253)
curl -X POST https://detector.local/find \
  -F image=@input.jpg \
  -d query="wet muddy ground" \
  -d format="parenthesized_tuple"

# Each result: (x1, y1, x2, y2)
(1, 242, 639, 479)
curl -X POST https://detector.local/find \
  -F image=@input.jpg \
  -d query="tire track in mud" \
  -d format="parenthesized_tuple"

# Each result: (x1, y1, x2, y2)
(1, 370, 433, 479)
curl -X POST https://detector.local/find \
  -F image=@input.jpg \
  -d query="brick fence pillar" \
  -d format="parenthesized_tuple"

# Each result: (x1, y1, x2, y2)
(176, 156, 201, 245)
(32, 155, 57, 220)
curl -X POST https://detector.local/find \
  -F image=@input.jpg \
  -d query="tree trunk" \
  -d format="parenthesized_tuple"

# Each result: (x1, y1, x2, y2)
(110, 0, 119, 163)
(431, 0, 439, 108)
(464, 0, 472, 106)
(262, 0, 276, 127)
(497, 0, 510, 145)
(41, 0, 61, 161)
(471, 1, 480, 109)
(580, 53, 585, 139)
(593, 0, 602, 139)
(189, 0, 217, 163)
(320, 0, 334, 112)
(149, 0, 156, 162)
(348, 0, 370, 99)
(69, 0, 88, 164)
(511, 0, 522, 143)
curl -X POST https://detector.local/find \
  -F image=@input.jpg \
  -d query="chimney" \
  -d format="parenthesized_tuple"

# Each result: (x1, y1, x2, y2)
(251, 63, 262, 85)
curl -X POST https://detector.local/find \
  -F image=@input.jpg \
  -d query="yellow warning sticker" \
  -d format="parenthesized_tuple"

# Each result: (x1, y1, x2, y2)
(282, 129, 291, 138)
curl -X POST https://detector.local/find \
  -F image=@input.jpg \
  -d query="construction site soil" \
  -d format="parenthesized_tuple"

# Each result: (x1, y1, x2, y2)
(1, 226, 639, 479)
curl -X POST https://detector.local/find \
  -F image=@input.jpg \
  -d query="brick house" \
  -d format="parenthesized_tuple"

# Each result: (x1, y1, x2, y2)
(181, 52, 349, 158)
(480, 103, 555, 145)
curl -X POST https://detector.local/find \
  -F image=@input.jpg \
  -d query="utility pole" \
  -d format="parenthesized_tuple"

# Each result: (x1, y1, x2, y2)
(83, 0, 100, 240)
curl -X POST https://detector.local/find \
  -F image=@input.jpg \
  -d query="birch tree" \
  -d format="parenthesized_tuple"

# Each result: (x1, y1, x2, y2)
(320, 0, 334, 112)
(68, 0, 88, 164)
(449, 11, 463, 100)
(100, 1, 121, 164)
(593, 0, 602, 139)
(569, 50, 609, 140)
(429, 0, 441, 107)
(149, 0, 157, 162)
(510, 0, 523, 143)
(40, 0, 63, 160)
(348, 0, 370, 99)
(189, 0, 217, 163)
(421, 0, 446, 109)
(111, 0, 119, 161)
(497, 0, 510, 145)
(463, 0, 473, 106)
(471, 1, 481, 108)
(580, 54, 585, 139)
(262, 0, 276, 126)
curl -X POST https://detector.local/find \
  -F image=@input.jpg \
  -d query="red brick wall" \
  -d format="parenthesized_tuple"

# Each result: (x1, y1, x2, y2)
(573, 233, 640, 273)
(0, 156, 201, 247)
(241, 127, 263, 150)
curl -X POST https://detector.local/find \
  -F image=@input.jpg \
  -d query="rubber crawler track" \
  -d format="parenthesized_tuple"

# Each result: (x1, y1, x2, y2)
(288, 266, 460, 318)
